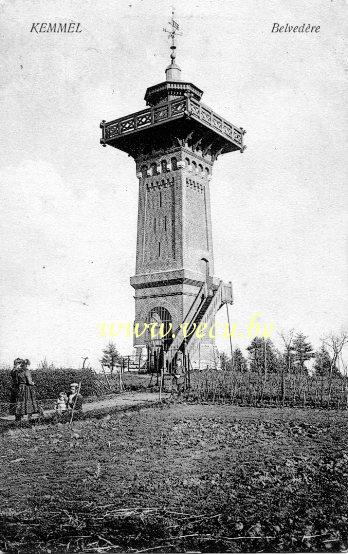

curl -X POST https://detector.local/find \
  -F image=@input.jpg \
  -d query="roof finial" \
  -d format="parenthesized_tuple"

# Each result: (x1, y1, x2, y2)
(163, 10, 182, 81)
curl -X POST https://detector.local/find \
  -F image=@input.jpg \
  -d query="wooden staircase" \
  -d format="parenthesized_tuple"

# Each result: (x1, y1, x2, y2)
(164, 279, 233, 372)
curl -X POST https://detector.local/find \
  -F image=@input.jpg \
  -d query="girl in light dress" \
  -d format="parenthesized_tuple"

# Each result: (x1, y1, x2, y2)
(55, 392, 68, 414)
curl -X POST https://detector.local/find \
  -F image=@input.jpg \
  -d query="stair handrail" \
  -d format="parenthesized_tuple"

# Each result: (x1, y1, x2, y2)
(186, 280, 224, 358)
(165, 281, 208, 367)
(165, 279, 233, 370)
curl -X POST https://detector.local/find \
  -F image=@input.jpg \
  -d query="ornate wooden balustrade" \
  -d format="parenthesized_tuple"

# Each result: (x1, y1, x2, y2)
(100, 97, 244, 153)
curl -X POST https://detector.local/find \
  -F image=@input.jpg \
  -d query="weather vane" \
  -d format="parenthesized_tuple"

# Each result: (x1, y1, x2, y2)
(163, 10, 182, 65)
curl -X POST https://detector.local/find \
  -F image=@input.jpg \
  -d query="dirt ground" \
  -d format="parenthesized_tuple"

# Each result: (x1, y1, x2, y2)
(0, 403, 347, 553)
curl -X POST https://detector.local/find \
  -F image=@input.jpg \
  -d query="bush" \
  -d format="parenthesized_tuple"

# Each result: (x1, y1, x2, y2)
(0, 368, 99, 403)
(0, 369, 162, 411)
(0, 371, 12, 404)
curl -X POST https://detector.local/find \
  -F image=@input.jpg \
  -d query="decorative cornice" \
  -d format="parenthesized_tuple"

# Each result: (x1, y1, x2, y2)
(135, 291, 197, 300)
(131, 276, 205, 290)
(144, 81, 203, 107)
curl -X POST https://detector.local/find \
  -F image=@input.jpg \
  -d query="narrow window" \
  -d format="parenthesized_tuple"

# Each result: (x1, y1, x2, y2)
(164, 216, 167, 231)
(171, 157, 178, 171)
(158, 241, 161, 257)
(159, 191, 162, 208)
(141, 165, 148, 179)
(161, 160, 167, 173)
(151, 163, 158, 176)
(154, 217, 156, 233)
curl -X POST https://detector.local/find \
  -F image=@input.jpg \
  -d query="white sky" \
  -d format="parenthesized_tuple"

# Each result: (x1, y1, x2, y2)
(0, 0, 347, 368)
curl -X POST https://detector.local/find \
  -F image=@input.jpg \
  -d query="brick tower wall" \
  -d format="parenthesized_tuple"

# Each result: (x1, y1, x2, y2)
(131, 147, 215, 349)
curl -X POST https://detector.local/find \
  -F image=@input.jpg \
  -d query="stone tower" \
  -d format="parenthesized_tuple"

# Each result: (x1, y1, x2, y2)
(100, 16, 245, 371)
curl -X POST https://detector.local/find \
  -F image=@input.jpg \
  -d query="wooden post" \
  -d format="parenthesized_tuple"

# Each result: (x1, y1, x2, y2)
(261, 339, 268, 403)
(155, 348, 159, 386)
(102, 365, 112, 390)
(226, 303, 233, 370)
(118, 365, 123, 392)
(159, 350, 163, 402)
(183, 339, 187, 389)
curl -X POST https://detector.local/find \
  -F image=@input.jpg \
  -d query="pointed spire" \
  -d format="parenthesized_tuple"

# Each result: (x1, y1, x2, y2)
(163, 10, 182, 81)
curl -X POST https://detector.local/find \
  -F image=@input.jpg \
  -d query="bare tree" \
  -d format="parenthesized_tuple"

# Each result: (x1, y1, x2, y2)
(322, 332, 348, 374)
(322, 332, 348, 405)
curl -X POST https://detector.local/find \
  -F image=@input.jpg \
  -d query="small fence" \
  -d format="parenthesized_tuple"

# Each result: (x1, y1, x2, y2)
(185, 370, 348, 409)
(1, 368, 347, 416)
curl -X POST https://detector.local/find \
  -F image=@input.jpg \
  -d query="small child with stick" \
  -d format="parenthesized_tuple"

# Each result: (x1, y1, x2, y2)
(67, 383, 83, 413)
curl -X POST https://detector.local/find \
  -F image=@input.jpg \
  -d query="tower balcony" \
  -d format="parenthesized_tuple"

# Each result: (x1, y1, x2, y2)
(100, 96, 245, 159)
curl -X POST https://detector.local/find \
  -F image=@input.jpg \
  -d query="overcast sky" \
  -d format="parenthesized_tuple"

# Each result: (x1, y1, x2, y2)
(0, 0, 347, 369)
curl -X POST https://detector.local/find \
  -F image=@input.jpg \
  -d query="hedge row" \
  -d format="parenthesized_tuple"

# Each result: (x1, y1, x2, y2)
(0, 369, 99, 403)
(0, 369, 158, 406)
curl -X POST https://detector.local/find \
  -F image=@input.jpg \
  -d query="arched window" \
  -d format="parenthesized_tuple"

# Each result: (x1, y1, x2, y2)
(198, 164, 203, 173)
(192, 161, 197, 172)
(205, 167, 210, 176)
(161, 159, 168, 173)
(185, 157, 190, 167)
(171, 157, 178, 171)
(141, 165, 148, 179)
(151, 163, 158, 176)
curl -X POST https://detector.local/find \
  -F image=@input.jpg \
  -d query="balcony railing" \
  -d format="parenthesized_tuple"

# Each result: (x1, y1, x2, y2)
(101, 97, 243, 149)
(188, 99, 243, 146)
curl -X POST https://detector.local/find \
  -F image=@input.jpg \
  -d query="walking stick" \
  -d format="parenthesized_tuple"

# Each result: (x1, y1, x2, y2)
(69, 381, 82, 426)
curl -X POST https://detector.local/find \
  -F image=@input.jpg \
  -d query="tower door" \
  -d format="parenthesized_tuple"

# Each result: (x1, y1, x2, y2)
(146, 306, 172, 352)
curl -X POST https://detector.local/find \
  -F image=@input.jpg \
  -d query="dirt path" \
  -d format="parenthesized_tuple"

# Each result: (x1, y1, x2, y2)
(84, 391, 170, 412)
(0, 391, 170, 422)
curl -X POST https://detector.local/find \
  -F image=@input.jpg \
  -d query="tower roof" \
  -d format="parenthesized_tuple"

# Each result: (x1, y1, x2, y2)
(145, 12, 203, 107)
(100, 12, 245, 158)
